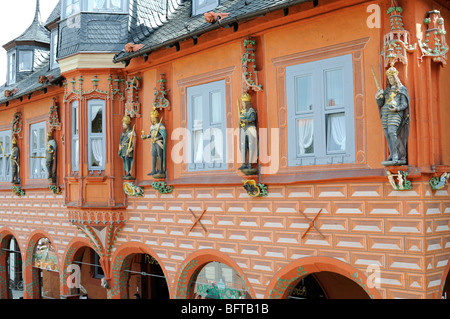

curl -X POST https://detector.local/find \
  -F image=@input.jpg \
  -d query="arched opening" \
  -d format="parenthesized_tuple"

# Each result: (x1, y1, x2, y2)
(65, 246, 107, 299)
(32, 237, 60, 299)
(122, 253, 169, 299)
(174, 250, 255, 299)
(190, 261, 252, 299)
(266, 257, 381, 299)
(287, 271, 370, 299)
(2, 236, 23, 299)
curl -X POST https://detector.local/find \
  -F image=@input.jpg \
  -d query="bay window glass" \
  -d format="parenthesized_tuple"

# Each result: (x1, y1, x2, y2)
(286, 54, 355, 166)
(0, 131, 11, 182)
(62, 0, 127, 18)
(87, 99, 105, 170)
(30, 121, 47, 179)
(72, 101, 79, 171)
(192, 0, 219, 16)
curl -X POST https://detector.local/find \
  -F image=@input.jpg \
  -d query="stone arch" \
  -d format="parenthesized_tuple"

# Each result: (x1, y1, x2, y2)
(173, 249, 256, 299)
(265, 256, 381, 299)
(109, 242, 172, 299)
(23, 230, 60, 299)
(60, 237, 94, 297)
(0, 228, 23, 299)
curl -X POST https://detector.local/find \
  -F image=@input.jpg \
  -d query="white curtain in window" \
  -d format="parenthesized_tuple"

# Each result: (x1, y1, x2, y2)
(193, 130, 203, 163)
(207, 128, 223, 163)
(330, 114, 346, 151)
(297, 118, 313, 154)
(92, 138, 103, 166)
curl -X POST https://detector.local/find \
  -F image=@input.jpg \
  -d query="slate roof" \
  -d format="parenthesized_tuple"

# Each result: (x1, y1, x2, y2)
(114, 0, 312, 62)
(3, 0, 50, 49)
(0, 0, 312, 105)
(0, 59, 62, 105)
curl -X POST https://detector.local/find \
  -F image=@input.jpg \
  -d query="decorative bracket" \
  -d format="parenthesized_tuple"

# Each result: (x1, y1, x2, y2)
(387, 170, 412, 190)
(429, 172, 449, 190)
(123, 181, 144, 197)
(48, 97, 61, 131)
(69, 210, 126, 289)
(11, 185, 25, 197)
(152, 181, 173, 194)
(242, 180, 267, 197)
(299, 209, 325, 239)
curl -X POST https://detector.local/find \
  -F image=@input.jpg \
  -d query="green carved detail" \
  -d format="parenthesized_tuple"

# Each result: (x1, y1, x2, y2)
(11, 185, 25, 197)
(152, 181, 173, 194)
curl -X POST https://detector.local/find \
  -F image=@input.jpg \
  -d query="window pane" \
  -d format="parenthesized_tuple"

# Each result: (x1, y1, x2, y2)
(210, 91, 221, 124)
(39, 128, 45, 148)
(325, 69, 344, 107)
(73, 137, 79, 170)
(192, 95, 202, 128)
(91, 105, 103, 133)
(297, 118, 314, 155)
(209, 128, 223, 163)
(193, 130, 203, 163)
(32, 130, 38, 151)
(91, 138, 103, 167)
(73, 103, 78, 135)
(19, 51, 33, 71)
(327, 113, 346, 152)
(296, 75, 313, 113)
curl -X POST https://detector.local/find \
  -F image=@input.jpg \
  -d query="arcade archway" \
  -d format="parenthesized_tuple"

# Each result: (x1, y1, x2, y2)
(0, 232, 23, 299)
(266, 257, 381, 299)
(110, 243, 170, 299)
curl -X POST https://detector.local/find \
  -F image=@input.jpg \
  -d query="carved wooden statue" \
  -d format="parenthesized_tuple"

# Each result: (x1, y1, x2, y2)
(10, 137, 20, 184)
(118, 115, 136, 180)
(141, 108, 167, 178)
(376, 66, 410, 166)
(46, 131, 57, 183)
(238, 93, 258, 174)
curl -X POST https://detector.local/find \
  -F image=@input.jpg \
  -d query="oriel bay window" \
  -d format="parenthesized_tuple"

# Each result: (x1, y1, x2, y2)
(30, 121, 47, 179)
(71, 101, 79, 172)
(286, 54, 355, 166)
(186, 80, 227, 171)
(0, 130, 11, 182)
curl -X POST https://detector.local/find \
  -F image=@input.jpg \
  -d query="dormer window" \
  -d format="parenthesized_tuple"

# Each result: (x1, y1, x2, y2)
(7, 51, 16, 85)
(192, 0, 219, 16)
(87, 0, 125, 12)
(18, 50, 33, 72)
(50, 30, 59, 70)
(61, 0, 128, 19)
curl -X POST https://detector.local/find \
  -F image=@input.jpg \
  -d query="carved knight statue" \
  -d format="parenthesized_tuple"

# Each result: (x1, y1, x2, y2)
(141, 108, 167, 178)
(238, 93, 258, 173)
(46, 131, 57, 183)
(118, 115, 136, 180)
(10, 137, 20, 184)
(376, 66, 410, 166)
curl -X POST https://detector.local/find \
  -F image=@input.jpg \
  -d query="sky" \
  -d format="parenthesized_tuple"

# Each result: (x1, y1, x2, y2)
(0, 0, 60, 85)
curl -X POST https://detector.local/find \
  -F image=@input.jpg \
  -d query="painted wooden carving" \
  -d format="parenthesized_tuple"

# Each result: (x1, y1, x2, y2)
(141, 108, 167, 179)
(118, 115, 136, 180)
(125, 76, 141, 118)
(242, 38, 262, 93)
(375, 66, 410, 166)
(387, 170, 412, 191)
(153, 74, 170, 110)
(238, 93, 258, 175)
(429, 172, 449, 190)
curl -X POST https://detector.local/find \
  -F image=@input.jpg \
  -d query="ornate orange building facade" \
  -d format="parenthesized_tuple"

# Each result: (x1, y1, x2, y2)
(0, 0, 449, 300)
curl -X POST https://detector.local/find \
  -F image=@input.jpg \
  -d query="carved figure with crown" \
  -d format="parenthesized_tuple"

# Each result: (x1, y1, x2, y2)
(118, 115, 136, 180)
(238, 93, 258, 175)
(375, 65, 410, 166)
(46, 131, 57, 183)
(141, 107, 167, 178)
(10, 136, 20, 185)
